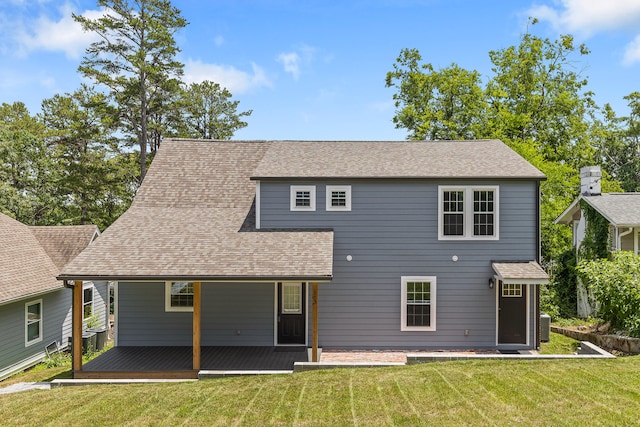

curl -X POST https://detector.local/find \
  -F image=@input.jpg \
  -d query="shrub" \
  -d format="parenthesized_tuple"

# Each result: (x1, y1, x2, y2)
(577, 251, 640, 337)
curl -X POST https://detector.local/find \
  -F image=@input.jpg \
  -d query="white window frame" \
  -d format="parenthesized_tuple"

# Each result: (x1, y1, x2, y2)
(25, 299, 43, 346)
(502, 283, 523, 297)
(290, 185, 316, 211)
(326, 185, 352, 211)
(165, 281, 194, 312)
(281, 282, 303, 314)
(401, 276, 436, 331)
(438, 186, 499, 240)
(83, 284, 94, 321)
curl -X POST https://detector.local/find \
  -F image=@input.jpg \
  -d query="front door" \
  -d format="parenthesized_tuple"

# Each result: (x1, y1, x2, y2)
(277, 282, 306, 345)
(498, 282, 527, 344)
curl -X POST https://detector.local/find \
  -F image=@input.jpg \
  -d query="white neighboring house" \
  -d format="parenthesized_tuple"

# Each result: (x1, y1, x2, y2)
(555, 166, 640, 316)
(0, 213, 107, 381)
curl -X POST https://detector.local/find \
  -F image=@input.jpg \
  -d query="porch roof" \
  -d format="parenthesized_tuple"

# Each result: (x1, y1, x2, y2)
(59, 140, 334, 282)
(492, 261, 549, 285)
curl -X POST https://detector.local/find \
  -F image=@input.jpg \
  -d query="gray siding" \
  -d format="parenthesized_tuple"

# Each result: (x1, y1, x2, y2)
(85, 281, 109, 330)
(260, 179, 539, 349)
(0, 288, 72, 378)
(117, 282, 274, 346)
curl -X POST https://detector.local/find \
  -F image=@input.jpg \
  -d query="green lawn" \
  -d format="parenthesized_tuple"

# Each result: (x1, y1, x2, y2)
(2, 356, 640, 426)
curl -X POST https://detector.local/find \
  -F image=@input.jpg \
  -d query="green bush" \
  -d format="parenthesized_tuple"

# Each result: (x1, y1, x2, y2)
(577, 251, 640, 337)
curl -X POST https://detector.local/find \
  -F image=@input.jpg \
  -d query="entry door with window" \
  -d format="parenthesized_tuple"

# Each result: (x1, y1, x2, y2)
(498, 283, 527, 344)
(277, 283, 306, 345)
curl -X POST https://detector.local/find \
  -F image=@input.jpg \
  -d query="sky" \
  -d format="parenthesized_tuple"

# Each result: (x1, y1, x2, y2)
(1, 0, 639, 141)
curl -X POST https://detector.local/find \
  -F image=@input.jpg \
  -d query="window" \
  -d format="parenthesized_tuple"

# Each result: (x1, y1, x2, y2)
(281, 283, 302, 314)
(290, 185, 316, 211)
(25, 300, 43, 346)
(165, 281, 194, 312)
(401, 276, 436, 331)
(438, 186, 499, 240)
(326, 185, 352, 211)
(502, 283, 522, 297)
(83, 286, 94, 320)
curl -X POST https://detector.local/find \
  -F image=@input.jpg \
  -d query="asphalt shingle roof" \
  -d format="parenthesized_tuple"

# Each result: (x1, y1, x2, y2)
(252, 140, 546, 180)
(0, 214, 97, 304)
(60, 140, 334, 281)
(582, 193, 640, 227)
(492, 261, 549, 284)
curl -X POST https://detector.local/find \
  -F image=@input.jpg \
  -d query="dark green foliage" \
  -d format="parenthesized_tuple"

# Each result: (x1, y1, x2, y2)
(578, 200, 610, 260)
(549, 248, 578, 318)
(577, 252, 640, 337)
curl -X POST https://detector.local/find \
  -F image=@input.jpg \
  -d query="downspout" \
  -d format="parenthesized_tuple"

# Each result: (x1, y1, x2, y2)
(618, 227, 633, 251)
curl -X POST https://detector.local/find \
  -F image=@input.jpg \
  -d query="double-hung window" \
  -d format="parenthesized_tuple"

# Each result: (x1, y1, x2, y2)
(165, 281, 194, 312)
(438, 186, 499, 240)
(290, 186, 316, 211)
(25, 299, 43, 346)
(326, 185, 351, 211)
(401, 276, 436, 331)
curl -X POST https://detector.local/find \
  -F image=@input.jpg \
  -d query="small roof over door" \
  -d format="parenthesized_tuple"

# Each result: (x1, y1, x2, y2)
(492, 261, 549, 285)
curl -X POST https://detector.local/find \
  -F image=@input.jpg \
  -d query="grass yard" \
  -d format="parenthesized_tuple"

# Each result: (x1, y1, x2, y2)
(1, 356, 640, 426)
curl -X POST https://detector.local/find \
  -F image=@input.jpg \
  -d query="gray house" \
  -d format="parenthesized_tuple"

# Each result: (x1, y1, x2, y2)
(0, 213, 107, 380)
(59, 139, 548, 379)
(555, 165, 640, 316)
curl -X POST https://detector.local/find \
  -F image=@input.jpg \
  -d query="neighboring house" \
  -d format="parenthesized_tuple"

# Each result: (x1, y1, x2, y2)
(0, 214, 107, 380)
(555, 165, 640, 316)
(59, 139, 549, 379)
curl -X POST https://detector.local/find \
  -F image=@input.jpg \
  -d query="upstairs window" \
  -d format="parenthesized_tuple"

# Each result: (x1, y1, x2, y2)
(326, 185, 352, 211)
(290, 186, 316, 211)
(165, 281, 194, 312)
(438, 186, 499, 240)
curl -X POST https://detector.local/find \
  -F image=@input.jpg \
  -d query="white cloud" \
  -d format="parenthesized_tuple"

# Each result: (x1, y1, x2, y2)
(529, 0, 640, 35)
(623, 34, 640, 65)
(17, 5, 103, 59)
(277, 44, 316, 79)
(277, 52, 301, 79)
(529, 0, 640, 64)
(183, 59, 273, 93)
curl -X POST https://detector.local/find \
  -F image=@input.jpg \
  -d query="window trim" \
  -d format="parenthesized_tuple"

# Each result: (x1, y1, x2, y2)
(165, 281, 194, 312)
(25, 299, 43, 347)
(501, 283, 523, 297)
(401, 276, 436, 331)
(290, 185, 316, 211)
(438, 186, 499, 240)
(326, 185, 352, 211)
(83, 284, 94, 321)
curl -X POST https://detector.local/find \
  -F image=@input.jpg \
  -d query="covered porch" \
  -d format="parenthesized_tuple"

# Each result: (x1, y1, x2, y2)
(69, 280, 324, 379)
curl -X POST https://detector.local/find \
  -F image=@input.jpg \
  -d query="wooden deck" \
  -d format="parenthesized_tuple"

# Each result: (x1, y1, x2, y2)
(78, 346, 308, 378)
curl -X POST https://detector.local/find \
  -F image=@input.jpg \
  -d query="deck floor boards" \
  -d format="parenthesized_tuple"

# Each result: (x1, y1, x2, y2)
(82, 346, 307, 372)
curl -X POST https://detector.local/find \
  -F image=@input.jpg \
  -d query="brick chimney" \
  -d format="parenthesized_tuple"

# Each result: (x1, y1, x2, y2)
(580, 166, 601, 196)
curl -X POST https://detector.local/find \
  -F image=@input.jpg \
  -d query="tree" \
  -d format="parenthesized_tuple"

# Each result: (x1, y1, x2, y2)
(74, 0, 187, 182)
(0, 103, 58, 224)
(41, 85, 135, 229)
(385, 49, 487, 140)
(597, 93, 640, 192)
(178, 81, 252, 140)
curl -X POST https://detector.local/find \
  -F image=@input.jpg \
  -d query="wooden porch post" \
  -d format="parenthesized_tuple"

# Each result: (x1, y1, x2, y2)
(311, 282, 319, 362)
(193, 281, 201, 371)
(72, 280, 83, 374)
